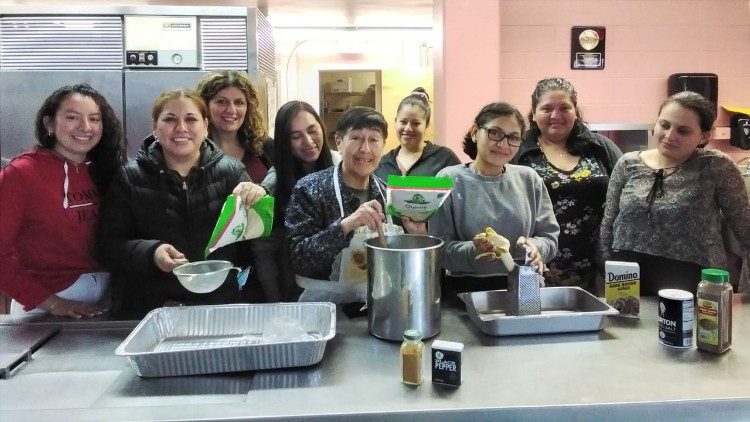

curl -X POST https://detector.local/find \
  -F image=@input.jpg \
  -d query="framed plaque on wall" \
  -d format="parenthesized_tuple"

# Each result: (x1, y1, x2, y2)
(571, 26, 606, 70)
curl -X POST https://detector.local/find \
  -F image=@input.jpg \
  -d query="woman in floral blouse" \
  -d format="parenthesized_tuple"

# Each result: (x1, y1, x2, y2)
(513, 77, 621, 293)
(601, 91, 750, 295)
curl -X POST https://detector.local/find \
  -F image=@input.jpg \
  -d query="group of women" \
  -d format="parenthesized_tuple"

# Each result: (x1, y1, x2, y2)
(2, 72, 749, 319)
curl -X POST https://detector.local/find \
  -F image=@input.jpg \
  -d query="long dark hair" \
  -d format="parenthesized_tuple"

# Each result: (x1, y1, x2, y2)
(197, 70, 266, 156)
(526, 77, 590, 156)
(35, 83, 127, 195)
(273, 101, 334, 224)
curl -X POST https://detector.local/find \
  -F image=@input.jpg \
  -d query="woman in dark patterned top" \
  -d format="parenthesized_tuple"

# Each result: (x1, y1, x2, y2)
(285, 107, 424, 304)
(601, 91, 750, 295)
(513, 77, 621, 293)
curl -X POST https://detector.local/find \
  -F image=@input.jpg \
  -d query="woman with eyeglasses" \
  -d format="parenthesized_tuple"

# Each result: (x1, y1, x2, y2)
(0, 84, 126, 318)
(512, 77, 622, 294)
(601, 91, 750, 296)
(429, 102, 559, 295)
(375, 88, 460, 180)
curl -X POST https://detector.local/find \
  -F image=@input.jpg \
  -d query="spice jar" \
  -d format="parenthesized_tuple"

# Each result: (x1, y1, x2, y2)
(401, 329, 423, 385)
(696, 268, 732, 354)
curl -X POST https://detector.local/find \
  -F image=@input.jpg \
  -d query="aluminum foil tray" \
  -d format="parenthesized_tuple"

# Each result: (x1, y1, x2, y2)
(458, 287, 617, 336)
(115, 303, 336, 377)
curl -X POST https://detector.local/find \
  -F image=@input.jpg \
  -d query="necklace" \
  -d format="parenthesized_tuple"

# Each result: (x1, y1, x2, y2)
(470, 162, 505, 176)
(538, 140, 570, 159)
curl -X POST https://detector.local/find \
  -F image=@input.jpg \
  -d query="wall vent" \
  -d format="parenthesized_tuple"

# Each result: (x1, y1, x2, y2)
(253, 10, 275, 77)
(200, 17, 248, 70)
(0, 16, 123, 69)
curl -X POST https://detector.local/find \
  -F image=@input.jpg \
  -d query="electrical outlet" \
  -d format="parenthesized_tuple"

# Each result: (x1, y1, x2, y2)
(714, 127, 731, 140)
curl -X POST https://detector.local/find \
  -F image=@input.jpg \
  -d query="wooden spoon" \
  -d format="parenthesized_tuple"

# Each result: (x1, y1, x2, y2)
(377, 224, 387, 247)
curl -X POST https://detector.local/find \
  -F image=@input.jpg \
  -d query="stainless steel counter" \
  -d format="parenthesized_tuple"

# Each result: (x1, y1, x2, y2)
(1, 296, 749, 421)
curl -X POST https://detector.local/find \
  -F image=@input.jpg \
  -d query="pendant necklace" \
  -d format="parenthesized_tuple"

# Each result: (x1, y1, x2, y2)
(538, 140, 568, 159)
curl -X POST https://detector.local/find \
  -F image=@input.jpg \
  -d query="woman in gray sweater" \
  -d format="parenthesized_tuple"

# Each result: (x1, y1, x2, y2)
(429, 102, 559, 294)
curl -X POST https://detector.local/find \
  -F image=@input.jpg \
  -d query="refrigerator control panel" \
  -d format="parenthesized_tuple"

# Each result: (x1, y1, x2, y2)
(126, 51, 158, 66)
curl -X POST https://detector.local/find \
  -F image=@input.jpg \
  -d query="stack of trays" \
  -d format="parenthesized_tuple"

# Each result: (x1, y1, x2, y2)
(116, 303, 336, 377)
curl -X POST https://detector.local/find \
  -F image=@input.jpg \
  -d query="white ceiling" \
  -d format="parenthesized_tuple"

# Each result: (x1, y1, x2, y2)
(258, 0, 434, 28)
(0, 0, 433, 28)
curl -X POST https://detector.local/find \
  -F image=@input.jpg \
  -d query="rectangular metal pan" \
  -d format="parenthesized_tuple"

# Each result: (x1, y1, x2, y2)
(115, 303, 336, 377)
(458, 287, 618, 336)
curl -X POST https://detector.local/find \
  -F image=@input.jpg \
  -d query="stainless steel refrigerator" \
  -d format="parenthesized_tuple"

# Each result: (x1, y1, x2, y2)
(0, 6, 275, 163)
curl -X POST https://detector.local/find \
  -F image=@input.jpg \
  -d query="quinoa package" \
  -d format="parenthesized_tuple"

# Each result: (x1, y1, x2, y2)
(385, 175, 453, 222)
(204, 194, 275, 257)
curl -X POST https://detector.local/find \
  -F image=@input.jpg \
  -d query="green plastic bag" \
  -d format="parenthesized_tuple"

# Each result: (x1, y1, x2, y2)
(385, 175, 453, 222)
(205, 194, 275, 257)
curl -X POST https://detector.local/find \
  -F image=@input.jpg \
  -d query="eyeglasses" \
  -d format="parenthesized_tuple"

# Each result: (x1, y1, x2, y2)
(480, 126, 523, 147)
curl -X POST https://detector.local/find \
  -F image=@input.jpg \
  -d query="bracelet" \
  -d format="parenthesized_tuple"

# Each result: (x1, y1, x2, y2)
(49, 297, 60, 312)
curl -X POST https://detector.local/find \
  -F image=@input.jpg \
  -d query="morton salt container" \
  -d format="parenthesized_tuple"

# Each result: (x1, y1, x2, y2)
(658, 289, 694, 349)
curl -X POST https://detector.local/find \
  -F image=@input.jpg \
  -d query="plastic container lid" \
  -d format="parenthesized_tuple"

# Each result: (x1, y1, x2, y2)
(403, 329, 422, 341)
(701, 268, 730, 284)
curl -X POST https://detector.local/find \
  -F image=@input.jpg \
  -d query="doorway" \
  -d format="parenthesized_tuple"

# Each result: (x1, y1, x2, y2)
(319, 70, 381, 149)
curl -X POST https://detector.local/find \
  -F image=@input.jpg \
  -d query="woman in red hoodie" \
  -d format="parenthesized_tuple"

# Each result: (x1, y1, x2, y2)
(0, 84, 126, 318)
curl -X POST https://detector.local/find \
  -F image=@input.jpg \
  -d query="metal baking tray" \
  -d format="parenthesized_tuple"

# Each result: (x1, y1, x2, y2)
(115, 303, 336, 377)
(458, 286, 618, 336)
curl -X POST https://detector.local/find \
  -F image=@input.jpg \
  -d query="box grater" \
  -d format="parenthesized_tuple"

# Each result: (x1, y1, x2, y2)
(506, 264, 542, 316)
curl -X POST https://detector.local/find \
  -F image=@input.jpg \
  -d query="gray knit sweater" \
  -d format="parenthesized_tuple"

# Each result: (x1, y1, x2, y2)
(429, 163, 559, 276)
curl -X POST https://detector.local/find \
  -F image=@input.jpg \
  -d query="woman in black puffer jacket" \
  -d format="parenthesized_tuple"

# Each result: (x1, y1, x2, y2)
(96, 89, 266, 318)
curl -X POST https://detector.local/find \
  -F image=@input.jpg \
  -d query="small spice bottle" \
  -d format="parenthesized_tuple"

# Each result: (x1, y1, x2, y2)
(696, 268, 733, 354)
(401, 329, 423, 386)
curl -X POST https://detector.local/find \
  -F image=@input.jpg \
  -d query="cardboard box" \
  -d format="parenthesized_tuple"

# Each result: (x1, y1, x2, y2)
(432, 340, 463, 387)
(331, 78, 352, 93)
(605, 260, 640, 318)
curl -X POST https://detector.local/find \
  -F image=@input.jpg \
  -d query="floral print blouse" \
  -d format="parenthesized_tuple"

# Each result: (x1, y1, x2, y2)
(528, 155, 609, 292)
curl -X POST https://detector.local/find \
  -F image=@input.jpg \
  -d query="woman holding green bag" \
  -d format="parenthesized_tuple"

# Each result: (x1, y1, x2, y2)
(96, 88, 266, 317)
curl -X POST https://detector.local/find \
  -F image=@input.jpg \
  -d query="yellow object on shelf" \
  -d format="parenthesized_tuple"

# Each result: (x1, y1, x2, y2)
(722, 105, 750, 115)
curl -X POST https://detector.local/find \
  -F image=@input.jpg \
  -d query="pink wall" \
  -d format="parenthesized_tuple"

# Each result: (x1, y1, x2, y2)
(434, 0, 501, 160)
(436, 0, 750, 161)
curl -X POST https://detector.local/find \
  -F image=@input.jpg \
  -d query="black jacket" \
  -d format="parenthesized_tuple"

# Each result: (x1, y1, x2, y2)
(374, 141, 461, 181)
(96, 137, 251, 317)
(512, 125, 622, 175)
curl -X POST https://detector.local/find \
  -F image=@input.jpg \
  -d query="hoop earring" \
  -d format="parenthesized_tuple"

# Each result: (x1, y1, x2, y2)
(152, 131, 159, 142)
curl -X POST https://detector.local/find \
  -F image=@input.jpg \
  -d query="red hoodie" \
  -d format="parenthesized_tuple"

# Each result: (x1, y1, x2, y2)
(0, 147, 101, 309)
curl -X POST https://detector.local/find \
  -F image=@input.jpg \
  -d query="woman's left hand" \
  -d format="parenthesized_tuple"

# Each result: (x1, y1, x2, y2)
(517, 236, 544, 275)
(401, 216, 426, 235)
(232, 182, 265, 207)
